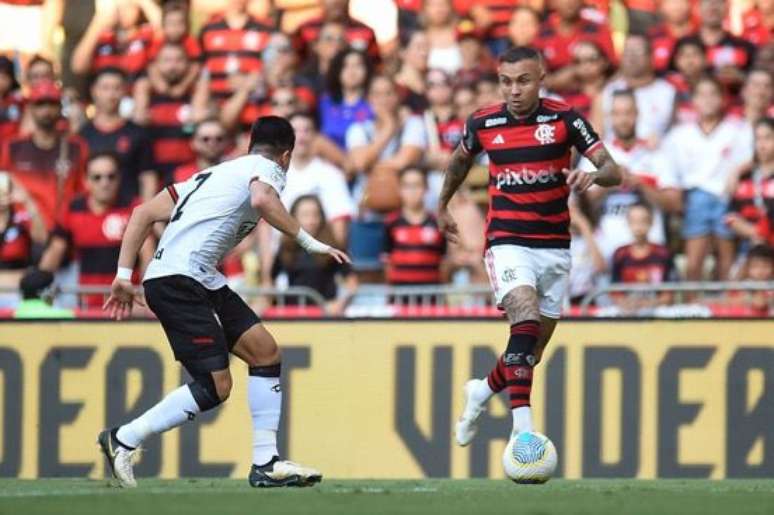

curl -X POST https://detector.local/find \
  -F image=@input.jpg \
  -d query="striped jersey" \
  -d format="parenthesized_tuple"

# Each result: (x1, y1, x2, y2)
(148, 88, 195, 183)
(384, 212, 446, 285)
(460, 99, 603, 249)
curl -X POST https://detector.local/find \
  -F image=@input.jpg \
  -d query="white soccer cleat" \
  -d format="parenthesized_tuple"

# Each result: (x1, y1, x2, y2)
(98, 428, 138, 488)
(249, 458, 323, 487)
(455, 379, 487, 447)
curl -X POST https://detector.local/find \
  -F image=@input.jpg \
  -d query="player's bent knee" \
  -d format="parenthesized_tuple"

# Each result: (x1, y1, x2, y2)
(188, 373, 224, 411)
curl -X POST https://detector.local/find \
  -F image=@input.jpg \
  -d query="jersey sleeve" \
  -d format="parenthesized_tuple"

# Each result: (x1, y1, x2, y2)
(460, 114, 483, 156)
(251, 160, 286, 195)
(564, 109, 603, 156)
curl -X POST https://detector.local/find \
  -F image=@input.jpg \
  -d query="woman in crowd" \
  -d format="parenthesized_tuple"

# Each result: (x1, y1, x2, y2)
(666, 36, 708, 125)
(273, 195, 357, 316)
(394, 30, 431, 114)
(422, 0, 462, 75)
(319, 48, 374, 150)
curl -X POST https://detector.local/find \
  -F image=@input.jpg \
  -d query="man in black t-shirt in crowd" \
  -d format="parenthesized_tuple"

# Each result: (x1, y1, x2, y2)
(79, 68, 157, 202)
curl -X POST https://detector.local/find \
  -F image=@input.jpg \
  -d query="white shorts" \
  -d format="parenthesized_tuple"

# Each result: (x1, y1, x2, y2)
(483, 245, 571, 319)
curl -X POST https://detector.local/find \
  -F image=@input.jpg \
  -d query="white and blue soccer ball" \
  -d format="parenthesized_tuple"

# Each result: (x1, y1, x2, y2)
(502, 431, 558, 484)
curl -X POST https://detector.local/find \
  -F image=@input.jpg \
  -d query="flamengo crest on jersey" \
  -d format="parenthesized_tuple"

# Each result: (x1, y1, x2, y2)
(143, 154, 286, 290)
(461, 99, 602, 249)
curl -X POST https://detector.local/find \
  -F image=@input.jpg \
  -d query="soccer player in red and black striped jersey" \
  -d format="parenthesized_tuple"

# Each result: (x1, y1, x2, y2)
(439, 46, 621, 445)
(38, 152, 150, 309)
(384, 168, 447, 286)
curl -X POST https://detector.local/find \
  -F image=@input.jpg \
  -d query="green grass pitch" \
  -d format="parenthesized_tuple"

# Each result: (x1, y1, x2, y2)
(2, 479, 774, 515)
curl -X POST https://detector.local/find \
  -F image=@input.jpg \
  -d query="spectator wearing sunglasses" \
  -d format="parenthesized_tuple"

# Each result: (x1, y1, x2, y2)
(38, 152, 152, 309)
(172, 118, 231, 183)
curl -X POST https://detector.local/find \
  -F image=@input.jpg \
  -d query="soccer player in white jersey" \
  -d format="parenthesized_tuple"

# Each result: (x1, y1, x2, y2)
(99, 116, 349, 488)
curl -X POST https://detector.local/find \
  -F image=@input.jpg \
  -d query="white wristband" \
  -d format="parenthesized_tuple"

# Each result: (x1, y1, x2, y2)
(296, 228, 331, 254)
(116, 267, 133, 281)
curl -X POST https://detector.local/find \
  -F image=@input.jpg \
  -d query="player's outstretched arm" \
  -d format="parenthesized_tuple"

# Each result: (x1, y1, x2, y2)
(438, 145, 475, 244)
(250, 180, 351, 264)
(563, 145, 622, 193)
(103, 190, 175, 320)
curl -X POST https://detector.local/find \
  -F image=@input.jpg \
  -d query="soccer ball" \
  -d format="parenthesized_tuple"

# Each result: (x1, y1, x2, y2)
(502, 431, 558, 484)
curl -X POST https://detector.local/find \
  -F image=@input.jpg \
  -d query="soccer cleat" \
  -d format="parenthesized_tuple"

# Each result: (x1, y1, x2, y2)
(248, 456, 323, 488)
(97, 428, 138, 488)
(455, 379, 487, 447)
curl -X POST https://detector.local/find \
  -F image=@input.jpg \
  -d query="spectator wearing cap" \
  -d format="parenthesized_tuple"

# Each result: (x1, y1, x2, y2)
(0, 81, 87, 230)
(71, 0, 161, 85)
(294, 0, 379, 64)
(172, 118, 231, 183)
(0, 56, 22, 141)
(394, 30, 431, 114)
(18, 55, 57, 136)
(647, 0, 697, 74)
(80, 67, 156, 203)
(13, 269, 74, 319)
(423, 0, 463, 75)
(533, 0, 616, 91)
(38, 152, 151, 309)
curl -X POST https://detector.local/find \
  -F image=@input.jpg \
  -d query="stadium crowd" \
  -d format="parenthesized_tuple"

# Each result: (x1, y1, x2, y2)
(0, 0, 772, 316)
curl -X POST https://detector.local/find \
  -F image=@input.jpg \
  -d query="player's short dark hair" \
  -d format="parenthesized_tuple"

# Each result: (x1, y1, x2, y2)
(747, 244, 774, 264)
(499, 46, 543, 66)
(86, 150, 121, 171)
(248, 116, 295, 156)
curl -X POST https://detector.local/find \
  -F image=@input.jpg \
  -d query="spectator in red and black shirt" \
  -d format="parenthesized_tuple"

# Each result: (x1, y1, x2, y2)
(38, 152, 151, 308)
(1, 81, 87, 230)
(534, 0, 616, 91)
(611, 202, 675, 309)
(696, 0, 756, 91)
(294, 0, 379, 64)
(0, 172, 47, 271)
(384, 168, 447, 285)
(0, 56, 22, 141)
(727, 117, 774, 247)
(70, 0, 161, 84)
(666, 36, 708, 124)
(172, 118, 230, 183)
(79, 68, 156, 202)
(199, 1, 273, 101)
(648, 0, 697, 74)
(133, 43, 196, 184)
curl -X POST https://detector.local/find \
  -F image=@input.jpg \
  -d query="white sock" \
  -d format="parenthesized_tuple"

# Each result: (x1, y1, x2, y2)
(116, 384, 201, 448)
(249, 374, 282, 465)
(512, 406, 534, 434)
(470, 378, 495, 405)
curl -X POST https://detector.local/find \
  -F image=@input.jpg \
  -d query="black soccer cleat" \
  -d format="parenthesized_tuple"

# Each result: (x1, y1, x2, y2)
(248, 456, 323, 488)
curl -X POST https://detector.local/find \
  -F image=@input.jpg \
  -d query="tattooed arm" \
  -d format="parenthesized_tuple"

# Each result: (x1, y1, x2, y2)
(564, 144, 622, 192)
(437, 145, 476, 244)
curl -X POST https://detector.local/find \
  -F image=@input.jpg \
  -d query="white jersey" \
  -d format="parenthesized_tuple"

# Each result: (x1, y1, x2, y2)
(143, 154, 286, 290)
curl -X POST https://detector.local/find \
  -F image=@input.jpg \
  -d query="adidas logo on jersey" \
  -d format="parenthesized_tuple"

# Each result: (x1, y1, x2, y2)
(491, 134, 505, 145)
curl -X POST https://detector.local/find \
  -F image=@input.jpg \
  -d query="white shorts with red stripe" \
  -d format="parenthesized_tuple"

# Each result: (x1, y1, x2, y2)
(483, 245, 571, 319)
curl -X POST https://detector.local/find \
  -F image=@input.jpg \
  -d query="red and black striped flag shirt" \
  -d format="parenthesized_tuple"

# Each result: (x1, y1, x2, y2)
(199, 15, 273, 101)
(461, 99, 603, 249)
(148, 89, 195, 183)
(384, 212, 446, 285)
